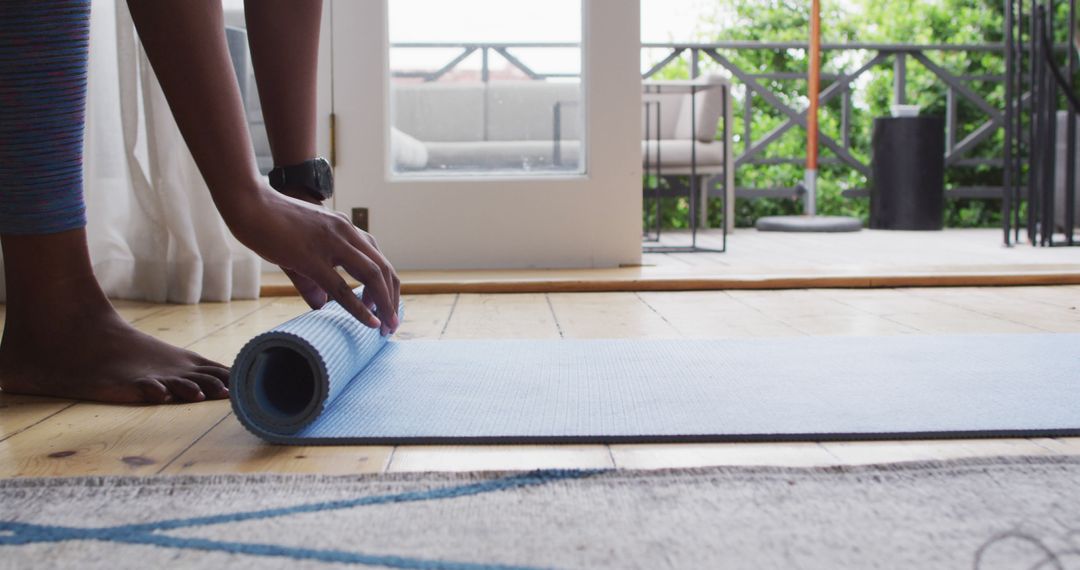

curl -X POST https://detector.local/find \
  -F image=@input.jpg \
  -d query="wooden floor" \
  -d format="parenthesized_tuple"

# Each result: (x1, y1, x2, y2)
(260, 229, 1080, 295)
(1, 285, 1079, 477)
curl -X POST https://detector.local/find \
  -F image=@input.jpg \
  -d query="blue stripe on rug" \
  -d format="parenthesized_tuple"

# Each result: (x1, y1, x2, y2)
(0, 469, 599, 569)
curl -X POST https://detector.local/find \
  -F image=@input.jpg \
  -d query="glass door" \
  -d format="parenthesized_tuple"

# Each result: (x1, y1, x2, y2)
(330, 0, 642, 270)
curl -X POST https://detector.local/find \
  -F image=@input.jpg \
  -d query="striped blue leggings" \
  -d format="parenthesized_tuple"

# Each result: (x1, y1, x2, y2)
(0, 0, 91, 235)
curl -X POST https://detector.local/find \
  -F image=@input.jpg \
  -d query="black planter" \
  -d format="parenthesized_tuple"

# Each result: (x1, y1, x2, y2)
(870, 116, 946, 230)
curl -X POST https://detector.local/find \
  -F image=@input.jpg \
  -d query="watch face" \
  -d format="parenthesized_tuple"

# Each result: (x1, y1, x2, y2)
(315, 157, 334, 197)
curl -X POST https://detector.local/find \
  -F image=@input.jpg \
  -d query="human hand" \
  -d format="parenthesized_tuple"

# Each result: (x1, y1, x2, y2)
(225, 187, 400, 334)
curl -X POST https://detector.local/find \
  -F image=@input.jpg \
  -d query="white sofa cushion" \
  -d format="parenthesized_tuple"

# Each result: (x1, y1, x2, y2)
(390, 77, 728, 173)
(391, 83, 485, 142)
(391, 127, 429, 170)
(425, 140, 581, 170)
(486, 81, 582, 142)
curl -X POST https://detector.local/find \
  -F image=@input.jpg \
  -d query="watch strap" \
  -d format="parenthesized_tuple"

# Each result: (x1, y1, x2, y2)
(268, 158, 332, 201)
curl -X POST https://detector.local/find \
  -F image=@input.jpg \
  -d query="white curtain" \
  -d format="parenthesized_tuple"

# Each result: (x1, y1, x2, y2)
(79, 0, 260, 303)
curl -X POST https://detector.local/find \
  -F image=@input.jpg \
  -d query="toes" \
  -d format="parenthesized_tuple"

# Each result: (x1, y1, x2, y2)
(190, 354, 229, 373)
(184, 372, 229, 400)
(194, 365, 231, 387)
(160, 377, 205, 402)
(134, 378, 173, 404)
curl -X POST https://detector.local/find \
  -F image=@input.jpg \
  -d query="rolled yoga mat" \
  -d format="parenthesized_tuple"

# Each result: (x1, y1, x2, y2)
(232, 289, 1080, 444)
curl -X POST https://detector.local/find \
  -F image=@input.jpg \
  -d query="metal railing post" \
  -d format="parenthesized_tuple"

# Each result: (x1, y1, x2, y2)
(1014, 0, 1026, 244)
(1068, 0, 1078, 244)
(481, 46, 490, 83)
(1003, 0, 1015, 245)
(743, 91, 753, 151)
(894, 52, 907, 105)
(946, 87, 957, 154)
(1043, 2, 1057, 246)
(1029, 0, 1040, 245)
(841, 88, 851, 149)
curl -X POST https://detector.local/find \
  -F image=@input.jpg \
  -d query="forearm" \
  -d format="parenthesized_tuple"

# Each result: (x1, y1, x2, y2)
(245, 0, 322, 171)
(126, 0, 263, 222)
(127, 1, 399, 332)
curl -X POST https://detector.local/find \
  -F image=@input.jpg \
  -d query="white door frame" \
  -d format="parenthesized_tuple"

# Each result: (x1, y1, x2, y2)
(327, 0, 642, 270)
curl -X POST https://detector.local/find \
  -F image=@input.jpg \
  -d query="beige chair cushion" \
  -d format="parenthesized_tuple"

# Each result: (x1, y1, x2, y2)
(642, 140, 725, 171)
(674, 74, 728, 142)
(641, 92, 685, 140)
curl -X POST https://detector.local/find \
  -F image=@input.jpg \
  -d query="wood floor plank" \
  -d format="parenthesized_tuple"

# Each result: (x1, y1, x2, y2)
(778, 313, 919, 336)
(387, 445, 615, 472)
(937, 285, 1080, 310)
(725, 289, 866, 319)
(903, 287, 1080, 333)
(159, 415, 392, 475)
(882, 310, 1043, 335)
(610, 443, 838, 468)
(814, 288, 950, 316)
(636, 291, 802, 338)
(820, 438, 1055, 465)
(0, 394, 73, 442)
(110, 300, 174, 323)
(395, 294, 458, 341)
(440, 293, 560, 339)
(128, 299, 273, 348)
(0, 401, 232, 477)
(722, 289, 923, 336)
(1030, 437, 1080, 455)
(546, 292, 679, 339)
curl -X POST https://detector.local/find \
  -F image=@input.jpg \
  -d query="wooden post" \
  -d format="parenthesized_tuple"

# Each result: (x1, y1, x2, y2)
(804, 0, 822, 215)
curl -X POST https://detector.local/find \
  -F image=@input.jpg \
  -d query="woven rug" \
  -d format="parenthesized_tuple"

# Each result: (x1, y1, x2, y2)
(2, 456, 1080, 569)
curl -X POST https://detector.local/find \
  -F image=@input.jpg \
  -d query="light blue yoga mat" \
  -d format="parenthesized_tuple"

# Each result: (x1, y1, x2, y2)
(231, 290, 1080, 444)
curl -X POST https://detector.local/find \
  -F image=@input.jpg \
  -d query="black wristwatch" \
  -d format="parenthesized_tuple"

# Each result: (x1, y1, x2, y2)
(268, 157, 334, 202)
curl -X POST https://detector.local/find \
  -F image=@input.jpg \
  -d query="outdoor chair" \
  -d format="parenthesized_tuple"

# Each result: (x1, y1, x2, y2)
(642, 74, 733, 229)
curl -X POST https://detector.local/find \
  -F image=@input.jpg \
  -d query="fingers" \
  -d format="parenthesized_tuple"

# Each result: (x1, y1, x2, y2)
(310, 264, 382, 329)
(342, 229, 400, 333)
(286, 213, 400, 333)
(283, 266, 329, 309)
(365, 235, 399, 330)
(333, 245, 396, 335)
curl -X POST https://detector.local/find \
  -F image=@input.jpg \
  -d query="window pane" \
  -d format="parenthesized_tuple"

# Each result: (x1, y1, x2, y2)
(388, 0, 584, 177)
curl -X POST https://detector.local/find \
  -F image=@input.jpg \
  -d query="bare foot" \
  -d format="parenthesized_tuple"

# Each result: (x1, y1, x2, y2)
(1, 314, 230, 404)
(0, 307, 230, 404)
(0, 229, 229, 404)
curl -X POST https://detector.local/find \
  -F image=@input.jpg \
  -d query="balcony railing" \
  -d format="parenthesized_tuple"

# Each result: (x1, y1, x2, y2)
(390, 41, 1014, 202)
(642, 41, 1014, 204)
(391, 42, 580, 82)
